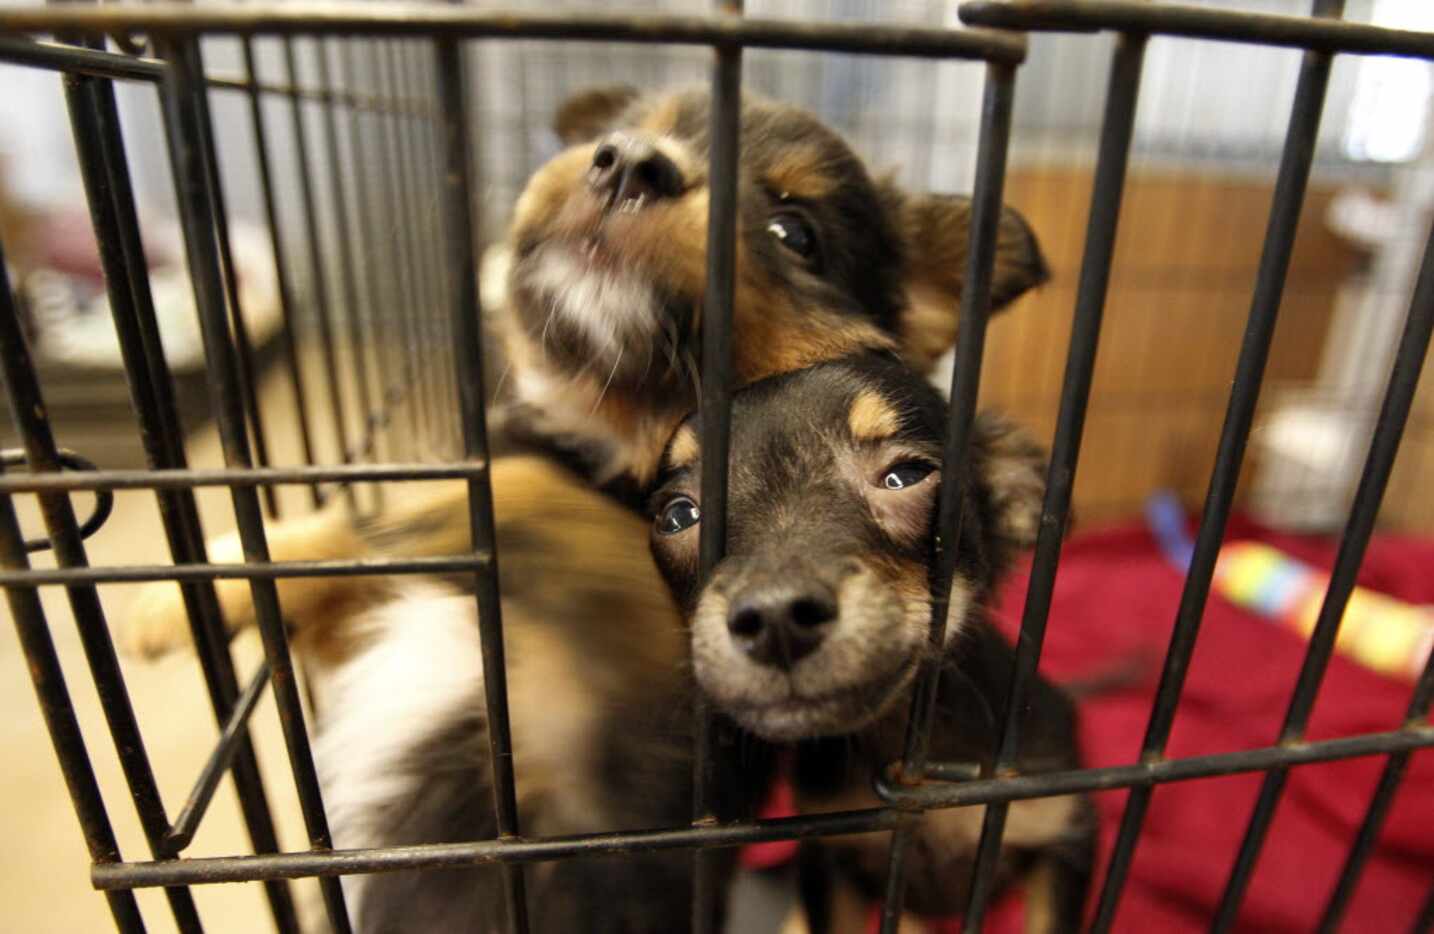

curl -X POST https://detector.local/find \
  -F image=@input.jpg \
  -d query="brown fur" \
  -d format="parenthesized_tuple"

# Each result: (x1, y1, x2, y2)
(848, 388, 904, 443)
(117, 457, 670, 668)
(649, 357, 1089, 932)
(498, 86, 1047, 491)
(764, 143, 844, 201)
(552, 85, 640, 146)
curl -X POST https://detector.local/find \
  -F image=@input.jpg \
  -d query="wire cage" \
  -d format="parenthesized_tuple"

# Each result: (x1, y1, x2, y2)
(0, 1, 1431, 933)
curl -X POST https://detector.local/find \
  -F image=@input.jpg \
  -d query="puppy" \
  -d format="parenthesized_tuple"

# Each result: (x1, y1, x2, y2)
(130, 457, 765, 933)
(648, 354, 1093, 932)
(120, 81, 1049, 657)
(492, 83, 1048, 500)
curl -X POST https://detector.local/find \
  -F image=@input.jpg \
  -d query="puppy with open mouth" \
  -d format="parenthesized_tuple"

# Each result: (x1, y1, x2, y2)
(649, 354, 1093, 932)
(493, 83, 1048, 500)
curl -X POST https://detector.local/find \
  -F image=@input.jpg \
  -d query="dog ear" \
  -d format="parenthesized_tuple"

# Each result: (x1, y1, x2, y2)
(971, 412, 1047, 573)
(884, 185, 1049, 369)
(553, 85, 640, 145)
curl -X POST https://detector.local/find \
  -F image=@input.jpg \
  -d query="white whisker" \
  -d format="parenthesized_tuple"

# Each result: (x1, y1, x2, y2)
(591, 345, 625, 415)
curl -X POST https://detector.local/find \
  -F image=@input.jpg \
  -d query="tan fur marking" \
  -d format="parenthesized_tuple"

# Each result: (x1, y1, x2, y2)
(764, 144, 842, 201)
(1022, 857, 1060, 934)
(667, 424, 700, 470)
(639, 95, 683, 138)
(899, 283, 964, 370)
(732, 269, 898, 383)
(848, 389, 902, 442)
(507, 617, 604, 833)
(778, 879, 925, 934)
(117, 505, 373, 660)
(893, 192, 1046, 368)
(508, 145, 598, 242)
(942, 794, 1079, 852)
(117, 455, 679, 670)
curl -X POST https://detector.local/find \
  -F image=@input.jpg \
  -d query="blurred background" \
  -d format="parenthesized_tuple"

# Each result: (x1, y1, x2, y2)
(5, 0, 1433, 530)
(1, 0, 1432, 931)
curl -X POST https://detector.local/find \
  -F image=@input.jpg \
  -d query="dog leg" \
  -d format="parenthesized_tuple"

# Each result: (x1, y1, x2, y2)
(117, 505, 366, 659)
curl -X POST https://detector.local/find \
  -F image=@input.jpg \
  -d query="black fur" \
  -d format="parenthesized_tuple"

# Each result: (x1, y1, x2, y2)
(649, 354, 1094, 930)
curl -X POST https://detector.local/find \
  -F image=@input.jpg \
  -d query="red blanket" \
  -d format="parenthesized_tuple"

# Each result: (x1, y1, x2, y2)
(744, 517, 1434, 932)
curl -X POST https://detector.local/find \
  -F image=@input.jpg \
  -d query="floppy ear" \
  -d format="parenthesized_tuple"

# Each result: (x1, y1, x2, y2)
(552, 85, 640, 146)
(885, 185, 1049, 369)
(971, 411, 1048, 573)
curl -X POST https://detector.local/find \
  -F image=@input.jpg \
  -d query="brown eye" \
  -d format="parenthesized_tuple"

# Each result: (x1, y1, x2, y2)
(767, 210, 819, 263)
(881, 462, 935, 491)
(656, 496, 701, 535)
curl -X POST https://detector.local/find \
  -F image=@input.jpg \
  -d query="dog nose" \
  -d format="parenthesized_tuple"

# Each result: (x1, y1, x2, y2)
(726, 583, 838, 670)
(588, 133, 684, 209)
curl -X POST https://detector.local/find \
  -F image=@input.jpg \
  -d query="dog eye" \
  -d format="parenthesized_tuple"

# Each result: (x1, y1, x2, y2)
(767, 210, 819, 262)
(656, 496, 701, 535)
(880, 462, 936, 491)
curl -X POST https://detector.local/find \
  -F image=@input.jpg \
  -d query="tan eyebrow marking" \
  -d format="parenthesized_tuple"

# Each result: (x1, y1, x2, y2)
(666, 424, 700, 470)
(764, 144, 841, 201)
(848, 389, 902, 443)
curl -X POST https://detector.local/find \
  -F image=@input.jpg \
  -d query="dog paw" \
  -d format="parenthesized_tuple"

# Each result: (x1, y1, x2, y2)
(114, 529, 249, 660)
(116, 581, 195, 659)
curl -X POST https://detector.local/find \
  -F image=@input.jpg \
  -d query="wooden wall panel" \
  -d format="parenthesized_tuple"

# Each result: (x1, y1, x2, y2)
(981, 165, 1370, 527)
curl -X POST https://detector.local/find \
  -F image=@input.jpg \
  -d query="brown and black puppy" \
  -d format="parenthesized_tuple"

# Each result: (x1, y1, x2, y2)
(648, 355, 1093, 933)
(492, 84, 1048, 499)
(121, 82, 1049, 658)
(128, 458, 767, 934)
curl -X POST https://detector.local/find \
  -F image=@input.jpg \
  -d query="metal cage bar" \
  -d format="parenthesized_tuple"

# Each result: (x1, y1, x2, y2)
(1412, 878, 1434, 934)
(0, 4, 1431, 933)
(314, 37, 377, 475)
(156, 36, 353, 933)
(390, 41, 439, 455)
(1090, 24, 1338, 934)
(955, 30, 1147, 932)
(338, 37, 395, 480)
(83, 725, 1434, 888)
(961, 0, 1434, 57)
(60, 55, 299, 932)
(691, 29, 743, 934)
(0, 245, 147, 934)
(1215, 76, 1431, 934)
(189, 41, 281, 518)
(240, 34, 325, 511)
(165, 663, 272, 853)
(432, 36, 529, 934)
(0, 170, 205, 931)
(879, 60, 1018, 934)
(0, 554, 488, 588)
(281, 35, 357, 507)
(378, 40, 429, 458)
(1321, 609, 1434, 929)
(0, 7, 1029, 61)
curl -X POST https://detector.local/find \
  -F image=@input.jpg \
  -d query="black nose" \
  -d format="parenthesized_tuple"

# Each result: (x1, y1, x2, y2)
(726, 584, 838, 670)
(588, 133, 684, 209)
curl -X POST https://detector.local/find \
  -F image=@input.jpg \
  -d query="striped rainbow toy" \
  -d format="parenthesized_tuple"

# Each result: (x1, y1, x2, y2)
(1147, 493, 1434, 681)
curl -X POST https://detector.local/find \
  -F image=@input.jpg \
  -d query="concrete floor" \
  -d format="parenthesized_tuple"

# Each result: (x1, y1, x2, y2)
(0, 345, 805, 933)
